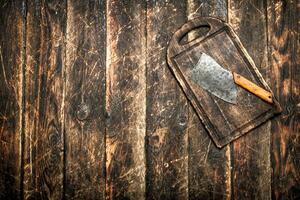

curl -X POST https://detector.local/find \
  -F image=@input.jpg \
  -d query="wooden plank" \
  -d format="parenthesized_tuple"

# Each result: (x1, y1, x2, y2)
(145, 1, 189, 199)
(228, 0, 272, 199)
(64, 0, 106, 199)
(22, 0, 66, 199)
(187, 0, 227, 19)
(186, 1, 231, 199)
(105, 0, 146, 199)
(267, 0, 300, 199)
(0, 1, 25, 199)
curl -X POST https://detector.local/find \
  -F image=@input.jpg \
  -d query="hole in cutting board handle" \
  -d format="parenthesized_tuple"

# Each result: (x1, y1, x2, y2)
(178, 24, 211, 45)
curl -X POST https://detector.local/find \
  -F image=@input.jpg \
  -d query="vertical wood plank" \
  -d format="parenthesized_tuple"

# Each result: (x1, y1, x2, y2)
(0, 1, 25, 199)
(187, 0, 227, 20)
(267, 0, 300, 199)
(23, 1, 66, 199)
(65, 0, 106, 199)
(228, 0, 272, 199)
(146, 1, 189, 199)
(105, 0, 146, 199)
(186, 1, 231, 199)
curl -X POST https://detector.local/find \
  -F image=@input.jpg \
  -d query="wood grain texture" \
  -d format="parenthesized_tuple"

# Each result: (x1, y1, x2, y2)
(168, 16, 280, 147)
(233, 72, 273, 104)
(0, 1, 25, 199)
(0, 1, 299, 199)
(146, 1, 189, 199)
(187, 0, 227, 20)
(267, 0, 300, 199)
(105, 0, 146, 199)
(23, 1, 66, 199)
(65, 0, 106, 199)
(186, 1, 231, 199)
(229, 0, 272, 199)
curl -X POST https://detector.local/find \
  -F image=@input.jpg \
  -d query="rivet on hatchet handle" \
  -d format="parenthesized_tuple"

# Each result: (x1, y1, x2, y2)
(233, 72, 273, 104)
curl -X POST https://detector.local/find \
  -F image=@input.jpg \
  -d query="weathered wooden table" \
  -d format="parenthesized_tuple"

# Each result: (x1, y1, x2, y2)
(0, 0, 299, 199)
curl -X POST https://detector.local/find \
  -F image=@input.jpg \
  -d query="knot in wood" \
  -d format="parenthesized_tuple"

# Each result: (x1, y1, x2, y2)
(76, 103, 90, 121)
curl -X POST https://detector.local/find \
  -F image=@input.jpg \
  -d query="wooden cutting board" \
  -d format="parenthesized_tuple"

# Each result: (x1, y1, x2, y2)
(167, 17, 281, 148)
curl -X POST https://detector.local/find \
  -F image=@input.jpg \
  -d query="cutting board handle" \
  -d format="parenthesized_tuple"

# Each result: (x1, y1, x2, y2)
(168, 17, 225, 56)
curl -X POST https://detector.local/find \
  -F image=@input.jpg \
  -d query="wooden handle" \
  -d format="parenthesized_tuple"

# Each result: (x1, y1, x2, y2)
(233, 72, 273, 104)
(169, 17, 225, 52)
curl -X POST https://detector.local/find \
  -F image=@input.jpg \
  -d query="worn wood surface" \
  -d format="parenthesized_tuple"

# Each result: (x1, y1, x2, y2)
(168, 17, 281, 147)
(0, 0, 299, 199)
(229, 0, 272, 199)
(0, 1, 25, 199)
(146, 1, 189, 199)
(186, 1, 231, 199)
(65, 0, 106, 199)
(23, 1, 66, 199)
(106, 0, 146, 199)
(267, 0, 300, 199)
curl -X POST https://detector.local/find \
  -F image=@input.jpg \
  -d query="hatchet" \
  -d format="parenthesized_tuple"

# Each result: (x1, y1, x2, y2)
(189, 53, 273, 104)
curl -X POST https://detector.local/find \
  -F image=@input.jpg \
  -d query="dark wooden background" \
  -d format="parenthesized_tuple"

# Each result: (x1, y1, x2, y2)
(0, 0, 299, 199)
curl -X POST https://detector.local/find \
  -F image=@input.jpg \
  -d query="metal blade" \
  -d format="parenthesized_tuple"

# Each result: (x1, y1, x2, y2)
(189, 53, 237, 104)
